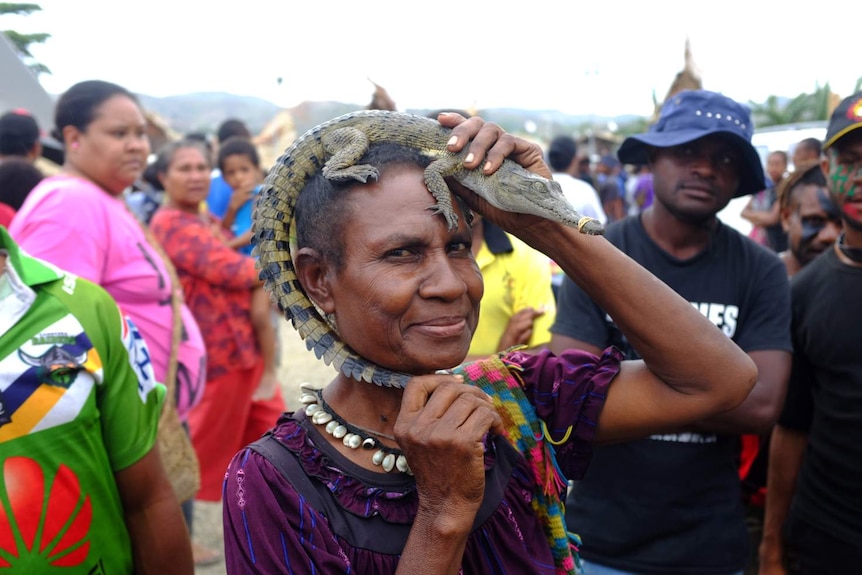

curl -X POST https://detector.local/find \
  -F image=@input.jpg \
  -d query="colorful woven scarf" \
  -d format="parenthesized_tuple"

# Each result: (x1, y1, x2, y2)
(452, 353, 581, 575)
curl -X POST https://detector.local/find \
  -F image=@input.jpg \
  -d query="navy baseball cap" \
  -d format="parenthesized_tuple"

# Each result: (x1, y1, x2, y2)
(618, 90, 765, 197)
(823, 91, 862, 151)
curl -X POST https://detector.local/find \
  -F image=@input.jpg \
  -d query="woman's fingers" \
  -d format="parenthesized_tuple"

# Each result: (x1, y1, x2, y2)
(437, 112, 551, 179)
(396, 375, 501, 443)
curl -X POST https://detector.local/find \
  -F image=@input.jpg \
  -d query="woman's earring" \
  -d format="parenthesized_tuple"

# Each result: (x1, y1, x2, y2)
(324, 312, 339, 334)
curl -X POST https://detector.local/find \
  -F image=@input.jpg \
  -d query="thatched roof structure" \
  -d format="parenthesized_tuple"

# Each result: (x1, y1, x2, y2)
(253, 109, 297, 170)
(144, 110, 181, 154)
(653, 39, 702, 120)
(367, 80, 397, 111)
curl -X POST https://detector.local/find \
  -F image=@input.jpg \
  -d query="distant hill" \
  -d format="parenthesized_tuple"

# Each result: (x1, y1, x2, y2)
(137, 92, 283, 135)
(137, 91, 647, 141)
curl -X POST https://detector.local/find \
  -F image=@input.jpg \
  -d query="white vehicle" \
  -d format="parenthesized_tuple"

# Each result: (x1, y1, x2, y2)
(718, 121, 827, 235)
(750, 121, 828, 170)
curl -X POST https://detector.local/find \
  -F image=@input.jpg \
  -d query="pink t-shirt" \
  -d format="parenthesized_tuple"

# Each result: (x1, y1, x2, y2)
(9, 175, 206, 417)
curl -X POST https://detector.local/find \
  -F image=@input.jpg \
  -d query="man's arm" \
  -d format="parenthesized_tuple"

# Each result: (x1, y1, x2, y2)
(740, 196, 760, 224)
(250, 286, 279, 400)
(758, 425, 807, 575)
(116, 446, 194, 575)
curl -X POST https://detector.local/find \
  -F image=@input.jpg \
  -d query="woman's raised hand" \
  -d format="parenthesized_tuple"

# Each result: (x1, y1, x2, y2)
(438, 112, 550, 179)
(436, 112, 553, 235)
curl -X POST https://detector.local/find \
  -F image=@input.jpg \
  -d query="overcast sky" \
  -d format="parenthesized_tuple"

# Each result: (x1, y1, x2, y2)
(11, 0, 861, 119)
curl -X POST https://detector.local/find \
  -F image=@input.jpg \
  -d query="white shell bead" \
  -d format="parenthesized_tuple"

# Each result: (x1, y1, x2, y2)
(395, 455, 409, 473)
(299, 394, 318, 405)
(325, 421, 339, 434)
(332, 425, 347, 439)
(299, 382, 316, 391)
(305, 403, 320, 416)
(344, 434, 362, 449)
(312, 410, 332, 425)
(372, 450, 386, 466)
(382, 453, 396, 472)
(361, 437, 376, 449)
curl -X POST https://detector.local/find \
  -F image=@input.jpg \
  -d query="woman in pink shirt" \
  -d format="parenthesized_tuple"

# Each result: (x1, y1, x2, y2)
(10, 82, 206, 413)
(8, 79, 211, 565)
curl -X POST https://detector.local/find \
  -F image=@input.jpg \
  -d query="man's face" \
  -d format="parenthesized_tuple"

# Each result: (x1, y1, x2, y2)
(792, 144, 817, 169)
(782, 184, 841, 266)
(766, 153, 787, 185)
(826, 130, 862, 231)
(650, 135, 742, 224)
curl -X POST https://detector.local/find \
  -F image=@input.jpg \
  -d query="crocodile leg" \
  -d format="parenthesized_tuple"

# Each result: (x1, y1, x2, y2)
(321, 127, 380, 183)
(423, 156, 463, 230)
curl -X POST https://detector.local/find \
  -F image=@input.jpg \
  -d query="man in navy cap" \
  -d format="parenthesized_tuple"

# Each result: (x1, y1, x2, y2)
(551, 90, 792, 575)
(759, 90, 862, 575)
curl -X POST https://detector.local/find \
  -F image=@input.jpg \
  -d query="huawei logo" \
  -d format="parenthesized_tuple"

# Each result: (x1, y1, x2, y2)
(0, 456, 92, 568)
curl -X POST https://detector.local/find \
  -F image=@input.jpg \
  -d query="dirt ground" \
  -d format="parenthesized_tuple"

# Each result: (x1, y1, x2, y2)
(193, 320, 335, 574)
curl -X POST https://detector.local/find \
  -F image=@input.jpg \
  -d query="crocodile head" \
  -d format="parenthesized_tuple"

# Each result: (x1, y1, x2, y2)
(482, 167, 580, 223)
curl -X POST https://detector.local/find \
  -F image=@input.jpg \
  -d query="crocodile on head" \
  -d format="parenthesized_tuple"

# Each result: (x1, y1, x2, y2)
(252, 110, 605, 388)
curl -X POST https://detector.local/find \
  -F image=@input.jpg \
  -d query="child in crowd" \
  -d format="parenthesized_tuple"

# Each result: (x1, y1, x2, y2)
(212, 136, 281, 396)
(218, 136, 265, 255)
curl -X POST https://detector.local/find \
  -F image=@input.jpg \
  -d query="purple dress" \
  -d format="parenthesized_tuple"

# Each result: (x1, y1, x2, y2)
(223, 348, 621, 574)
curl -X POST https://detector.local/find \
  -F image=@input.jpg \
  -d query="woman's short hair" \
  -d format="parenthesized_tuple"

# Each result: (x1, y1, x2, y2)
(153, 139, 212, 177)
(53, 80, 139, 140)
(294, 142, 435, 269)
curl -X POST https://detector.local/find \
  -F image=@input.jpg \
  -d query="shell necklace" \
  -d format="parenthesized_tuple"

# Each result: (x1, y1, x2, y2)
(299, 383, 411, 474)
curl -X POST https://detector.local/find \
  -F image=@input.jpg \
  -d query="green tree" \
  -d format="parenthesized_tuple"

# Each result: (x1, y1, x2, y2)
(616, 117, 651, 139)
(750, 83, 833, 128)
(1, 2, 50, 76)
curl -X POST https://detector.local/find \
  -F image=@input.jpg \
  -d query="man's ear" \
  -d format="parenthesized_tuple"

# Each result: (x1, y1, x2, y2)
(780, 205, 792, 233)
(294, 247, 335, 314)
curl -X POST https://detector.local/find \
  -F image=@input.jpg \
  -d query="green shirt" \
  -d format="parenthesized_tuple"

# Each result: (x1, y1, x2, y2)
(0, 227, 165, 573)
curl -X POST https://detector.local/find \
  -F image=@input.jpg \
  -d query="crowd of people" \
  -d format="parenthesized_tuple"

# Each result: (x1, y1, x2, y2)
(0, 80, 860, 575)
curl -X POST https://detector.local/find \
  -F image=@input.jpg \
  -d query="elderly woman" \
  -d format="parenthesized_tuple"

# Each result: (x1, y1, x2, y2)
(222, 114, 756, 574)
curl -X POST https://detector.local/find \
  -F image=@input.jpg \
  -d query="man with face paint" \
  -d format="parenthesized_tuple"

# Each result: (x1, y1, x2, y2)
(777, 162, 841, 278)
(737, 163, 840, 575)
(760, 91, 862, 575)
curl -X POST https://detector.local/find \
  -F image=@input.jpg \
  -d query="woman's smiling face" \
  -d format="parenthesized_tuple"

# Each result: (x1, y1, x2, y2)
(320, 164, 483, 374)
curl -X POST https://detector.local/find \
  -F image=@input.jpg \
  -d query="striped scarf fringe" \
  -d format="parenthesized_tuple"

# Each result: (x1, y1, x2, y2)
(453, 352, 582, 575)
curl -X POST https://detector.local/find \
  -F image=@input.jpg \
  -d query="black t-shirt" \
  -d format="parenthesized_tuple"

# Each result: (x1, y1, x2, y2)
(553, 215, 792, 574)
(779, 248, 862, 549)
